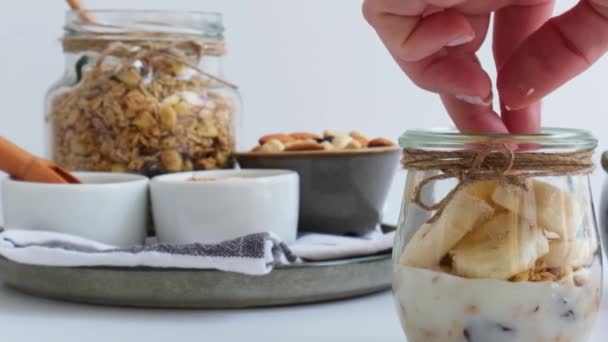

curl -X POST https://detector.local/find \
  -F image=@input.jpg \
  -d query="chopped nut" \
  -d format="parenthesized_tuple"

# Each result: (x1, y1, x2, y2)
(196, 157, 217, 169)
(160, 150, 183, 172)
(259, 139, 285, 153)
(509, 271, 530, 282)
(197, 125, 219, 138)
(349, 130, 369, 147)
(159, 104, 178, 130)
(174, 101, 191, 116)
(259, 134, 295, 145)
(115, 68, 141, 87)
(320, 141, 334, 151)
(345, 139, 363, 149)
(111, 164, 127, 173)
(133, 112, 158, 130)
(285, 141, 325, 151)
(290, 132, 322, 140)
(368, 137, 395, 148)
(323, 129, 347, 138)
(332, 135, 353, 149)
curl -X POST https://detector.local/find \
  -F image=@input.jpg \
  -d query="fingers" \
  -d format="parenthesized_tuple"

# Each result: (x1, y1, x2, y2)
(364, 2, 474, 63)
(493, 2, 555, 68)
(403, 50, 493, 100)
(401, 11, 475, 62)
(387, 10, 493, 100)
(436, 14, 509, 133)
(498, 0, 608, 110)
(441, 95, 509, 133)
(493, 1, 555, 133)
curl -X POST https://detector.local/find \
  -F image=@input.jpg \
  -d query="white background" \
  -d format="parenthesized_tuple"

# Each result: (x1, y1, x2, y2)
(0, 0, 607, 220)
(0, 2, 608, 341)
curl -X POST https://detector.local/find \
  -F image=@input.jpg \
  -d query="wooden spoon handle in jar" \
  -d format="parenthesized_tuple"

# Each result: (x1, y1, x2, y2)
(65, 0, 95, 23)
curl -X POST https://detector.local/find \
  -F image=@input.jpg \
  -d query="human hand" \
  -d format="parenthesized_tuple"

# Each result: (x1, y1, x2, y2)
(363, 0, 608, 133)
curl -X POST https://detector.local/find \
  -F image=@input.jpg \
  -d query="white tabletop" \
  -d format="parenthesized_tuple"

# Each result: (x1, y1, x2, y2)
(1, 181, 607, 342)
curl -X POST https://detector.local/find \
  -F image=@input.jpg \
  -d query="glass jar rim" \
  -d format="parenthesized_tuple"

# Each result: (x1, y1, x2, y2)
(399, 127, 597, 151)
(65, 9, 224, 39)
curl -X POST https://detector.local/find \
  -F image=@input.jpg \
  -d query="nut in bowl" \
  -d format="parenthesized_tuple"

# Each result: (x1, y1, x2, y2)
(150, 170, 299, 244)
(235, 130, 401, 236)
(2, 172, 149, 247)
(250, 130, 395, 153)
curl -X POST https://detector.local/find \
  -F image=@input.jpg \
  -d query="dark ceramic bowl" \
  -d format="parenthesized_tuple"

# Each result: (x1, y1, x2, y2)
(235, 147, 401, 236)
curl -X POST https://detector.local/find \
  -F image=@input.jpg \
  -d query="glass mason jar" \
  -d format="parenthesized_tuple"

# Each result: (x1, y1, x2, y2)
(393, 128, 602, 342)
(45, 10, 239, 177)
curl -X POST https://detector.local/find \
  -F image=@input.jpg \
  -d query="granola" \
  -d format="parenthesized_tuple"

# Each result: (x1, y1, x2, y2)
(47, 40, 237, 177)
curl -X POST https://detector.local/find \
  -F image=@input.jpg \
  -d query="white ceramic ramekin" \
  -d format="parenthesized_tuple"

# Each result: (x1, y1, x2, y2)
(150, 169, 299, 244)
(2, 172, 149, 247)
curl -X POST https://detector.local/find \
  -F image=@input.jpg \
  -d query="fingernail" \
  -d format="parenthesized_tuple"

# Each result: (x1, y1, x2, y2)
(525, 88, 535, 97)
(446, 34, 474, 47)
(455, 94, 493, 106)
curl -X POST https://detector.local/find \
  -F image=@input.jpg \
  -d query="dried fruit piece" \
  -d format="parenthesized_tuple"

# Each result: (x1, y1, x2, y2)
(449, 213, 549, 280)
(368, 137, 395, 147)
(400, 191, 494, 269)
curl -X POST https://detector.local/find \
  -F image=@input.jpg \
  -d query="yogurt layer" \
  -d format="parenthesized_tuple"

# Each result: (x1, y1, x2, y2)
(394, 265, 601, 342)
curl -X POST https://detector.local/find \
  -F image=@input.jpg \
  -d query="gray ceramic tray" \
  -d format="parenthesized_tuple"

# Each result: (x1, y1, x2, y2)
(0, 252, 392, 309)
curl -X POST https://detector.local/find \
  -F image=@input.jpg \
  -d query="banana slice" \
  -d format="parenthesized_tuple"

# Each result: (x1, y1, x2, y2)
(491, 180, 581, 240)
(542, 238, 597, 268)
(400, 191, 494, 269)
(491, 183, 537, 223)
(449, 213, 550, 280)
(533, 180, 582, 241)
(465, 180, 498, 203)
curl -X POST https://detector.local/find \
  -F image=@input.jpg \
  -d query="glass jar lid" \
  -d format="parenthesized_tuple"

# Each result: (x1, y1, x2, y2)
(64, 10, 224, 39)
(399, 127, 597, 152)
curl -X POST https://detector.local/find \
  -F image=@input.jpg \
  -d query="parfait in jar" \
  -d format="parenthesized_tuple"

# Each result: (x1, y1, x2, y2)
(393, 128, 602, 342)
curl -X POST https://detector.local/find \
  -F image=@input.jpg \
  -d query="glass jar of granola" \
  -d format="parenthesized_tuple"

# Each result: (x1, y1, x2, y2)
(394, 128, 602, 342)
(45, 10, 239, 177)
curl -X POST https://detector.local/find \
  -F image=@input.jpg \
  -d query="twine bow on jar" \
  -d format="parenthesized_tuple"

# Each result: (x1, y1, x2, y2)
(402, 144, 595, 223)
(63, 37, 238, 89)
